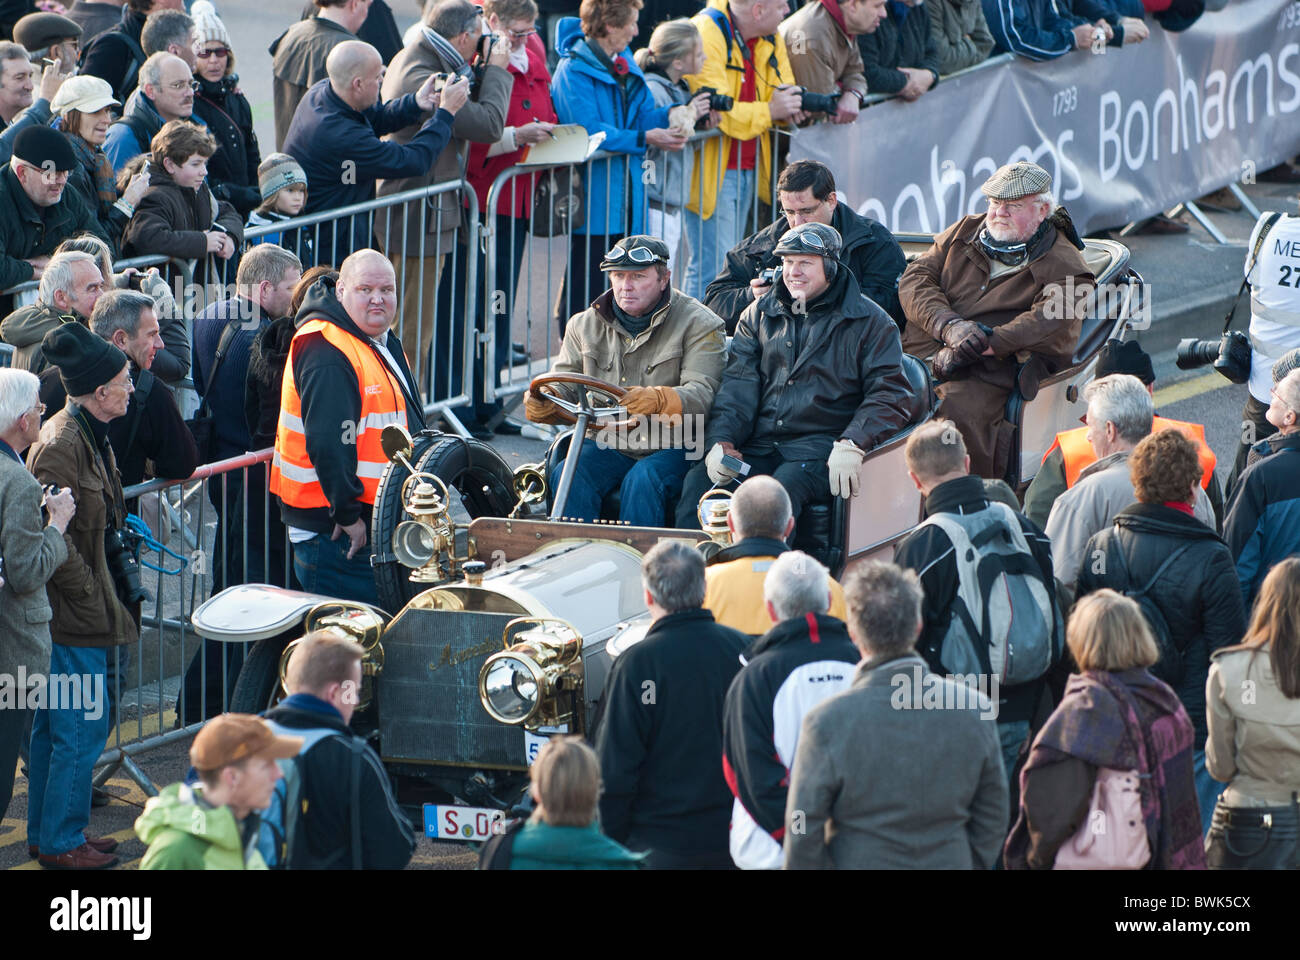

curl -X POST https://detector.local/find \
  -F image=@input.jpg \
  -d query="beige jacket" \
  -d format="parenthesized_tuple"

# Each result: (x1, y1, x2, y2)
(551, 289, 726, 456)
(1207, 645, 1300, 806)
(779, 2, 868, 102)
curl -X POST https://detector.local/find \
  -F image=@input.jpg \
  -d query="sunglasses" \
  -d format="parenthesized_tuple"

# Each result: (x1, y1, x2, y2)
(196, 46, 230, 59)
(603, 245, 663, 266)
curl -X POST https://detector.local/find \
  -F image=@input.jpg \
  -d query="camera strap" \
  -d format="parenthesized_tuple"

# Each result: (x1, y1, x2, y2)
(70, 404, 125, 522)
(1226, 211, 1283, 333)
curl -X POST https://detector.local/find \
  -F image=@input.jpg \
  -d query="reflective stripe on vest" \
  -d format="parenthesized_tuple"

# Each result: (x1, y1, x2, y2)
(270, 319, 408, 510)
(1053, 417, 1216, 490)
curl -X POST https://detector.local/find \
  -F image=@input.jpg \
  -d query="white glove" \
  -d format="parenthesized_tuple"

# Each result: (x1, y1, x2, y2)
(827, 439, 865, 499)
(706, 443, 741, 485)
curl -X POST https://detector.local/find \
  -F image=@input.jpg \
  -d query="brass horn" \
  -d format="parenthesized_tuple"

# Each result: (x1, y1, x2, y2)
(697, 487, 734, 547)
(509, 462, 547, 517)
(277, 601, 388, 711)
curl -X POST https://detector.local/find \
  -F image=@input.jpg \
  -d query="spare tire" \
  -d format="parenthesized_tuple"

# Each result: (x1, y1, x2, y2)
(372, 434, 517, 613)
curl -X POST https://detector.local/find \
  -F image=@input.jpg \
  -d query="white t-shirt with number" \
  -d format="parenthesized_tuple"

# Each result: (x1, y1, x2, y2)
(1247, 211, 1300, 403)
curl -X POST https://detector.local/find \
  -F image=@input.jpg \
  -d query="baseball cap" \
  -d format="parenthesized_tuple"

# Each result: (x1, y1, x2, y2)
(190, 714, 303, 772)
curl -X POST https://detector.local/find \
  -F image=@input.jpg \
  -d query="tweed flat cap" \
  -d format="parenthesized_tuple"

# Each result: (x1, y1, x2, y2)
(981, 161, 1053, 200)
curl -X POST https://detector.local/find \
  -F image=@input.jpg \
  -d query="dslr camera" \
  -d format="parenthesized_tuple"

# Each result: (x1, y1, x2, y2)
(695, 86, 735, 112)
(758, 266, 781, 286)
(1175, 330, 1252, 384)
(105, 526, 150, 605)
(798, 88, 841, 115)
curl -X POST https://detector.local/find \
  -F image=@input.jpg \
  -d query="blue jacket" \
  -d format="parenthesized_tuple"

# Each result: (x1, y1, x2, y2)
(1224, 433, 1300, 606)
(549, 17, 669, 237)
(103, 91, 209, 173)
(981, 0, 1077, 61)
(282, 78, 454, 266)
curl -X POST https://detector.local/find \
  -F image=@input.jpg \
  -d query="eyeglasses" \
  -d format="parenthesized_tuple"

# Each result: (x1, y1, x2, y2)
(164, 79, 200, 92)
(196, 46, 230, 59)
(602, 245, 663, 266)
(506, 27, 537, 38)
(24, 401, 45, 419)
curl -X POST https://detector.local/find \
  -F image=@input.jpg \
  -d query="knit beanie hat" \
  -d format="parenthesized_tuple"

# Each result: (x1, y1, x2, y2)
(13, 125, 76, 173)
(258, 153, 307, 202)
(190, 1, 231, 52)
(41, 321, 127, 397)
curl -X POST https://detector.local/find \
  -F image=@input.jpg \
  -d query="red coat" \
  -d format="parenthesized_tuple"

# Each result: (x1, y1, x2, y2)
(466, 33, 557, 218)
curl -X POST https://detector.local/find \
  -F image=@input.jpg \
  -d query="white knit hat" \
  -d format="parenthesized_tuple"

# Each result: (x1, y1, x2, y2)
(190, 1, 231, 52)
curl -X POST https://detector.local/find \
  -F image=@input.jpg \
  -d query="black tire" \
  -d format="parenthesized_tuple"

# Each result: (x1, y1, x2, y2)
(373, 435, 517, 613)
(229, 632, 290, 714)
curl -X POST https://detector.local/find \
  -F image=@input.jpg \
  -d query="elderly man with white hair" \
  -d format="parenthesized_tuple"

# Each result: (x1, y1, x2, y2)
(900, 160, 1096, 480)
(0, 368, 74, 824)
(271, 249, 427, 605)
(0, 250, 104, 373)
(1046, 373, 1215, 593)
(720, 549, 860, 870)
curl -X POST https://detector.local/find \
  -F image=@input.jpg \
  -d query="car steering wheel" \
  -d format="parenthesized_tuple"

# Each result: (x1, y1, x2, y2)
(528, 373, 634, 428)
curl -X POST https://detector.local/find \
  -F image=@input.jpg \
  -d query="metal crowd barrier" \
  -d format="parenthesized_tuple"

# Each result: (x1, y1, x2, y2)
(859, 53, 1014, 109)
(479, 125, 790, 407)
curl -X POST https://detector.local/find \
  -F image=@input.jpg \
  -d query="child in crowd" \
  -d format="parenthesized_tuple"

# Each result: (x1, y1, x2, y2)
(246, 153, 314, 268)
(122, 120, 244, 287)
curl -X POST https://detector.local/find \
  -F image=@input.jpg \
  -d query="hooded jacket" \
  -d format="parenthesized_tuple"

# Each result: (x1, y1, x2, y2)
(1223, 432, 1300, 607)
(595, 608, 748, 864)
(549, 17, 670, 237)
(723, 611, 860, 869)
(508, 821, 646, 870)
(641, 68, 695, 209)
(0, 303, 81, 373)
(122, 159, 245, 262)
(136, 782, 267, 870)
(193, 74, 263, 217)
(277, 277, 426, 534)
(705, 265, 916, 462)
(0, 164, 109, 293)
(703, 200, 907, 333)
(1076, 502, 1247, 744)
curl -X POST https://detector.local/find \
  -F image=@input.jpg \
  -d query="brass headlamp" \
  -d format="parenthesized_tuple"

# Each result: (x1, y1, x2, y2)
(698, 488, 734, 547)
(277, 601, 388, 710)
(382, 425, 460, 582)
(478, 617, 583, 732)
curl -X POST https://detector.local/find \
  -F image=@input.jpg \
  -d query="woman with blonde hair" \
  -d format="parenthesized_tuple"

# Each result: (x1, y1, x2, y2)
(1205, 558, 1300, 869)
(1004, 590, 1206, 869)
(486, 736, 644, 870)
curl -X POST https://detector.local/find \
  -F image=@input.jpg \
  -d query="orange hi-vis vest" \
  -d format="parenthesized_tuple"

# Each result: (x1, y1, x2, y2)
(1044, 416, 1217, 491)
(270, 319, 408, 510)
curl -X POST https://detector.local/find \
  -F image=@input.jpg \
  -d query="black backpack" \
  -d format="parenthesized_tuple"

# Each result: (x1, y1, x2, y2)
(477, 817, 526, 870)
(1105, 534, 1196, 687)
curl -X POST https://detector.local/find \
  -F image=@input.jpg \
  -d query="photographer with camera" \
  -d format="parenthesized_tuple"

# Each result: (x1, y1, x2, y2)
(857, 0, 940, 102)
(25, 321, 139, 869)
(781, 0, 885, 125)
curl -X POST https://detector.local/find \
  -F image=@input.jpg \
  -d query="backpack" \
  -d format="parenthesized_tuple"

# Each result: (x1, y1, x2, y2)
(477, 817, 527, 870)
(919, 502, 1063, 687)
(82, 27, 147, 104)
(1104, 534, 1196, 688)
(257, 723, 365, 869)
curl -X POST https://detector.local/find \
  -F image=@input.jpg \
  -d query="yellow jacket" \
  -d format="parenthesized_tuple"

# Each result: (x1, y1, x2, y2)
(685, 0, 793, 220)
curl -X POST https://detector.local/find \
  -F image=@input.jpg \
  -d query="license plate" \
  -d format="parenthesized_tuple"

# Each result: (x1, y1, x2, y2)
(424, 804, 505, 841)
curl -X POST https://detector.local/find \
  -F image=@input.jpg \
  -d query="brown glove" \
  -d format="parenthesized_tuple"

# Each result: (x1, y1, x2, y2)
(931, 347, 965, 382)
(940, 318, 989, 365)
(524, 388, 566, 424)
(621, 385, 683, 417)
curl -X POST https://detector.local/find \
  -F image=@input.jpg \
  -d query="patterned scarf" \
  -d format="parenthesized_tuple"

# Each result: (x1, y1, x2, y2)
(70, 133, 117, 209)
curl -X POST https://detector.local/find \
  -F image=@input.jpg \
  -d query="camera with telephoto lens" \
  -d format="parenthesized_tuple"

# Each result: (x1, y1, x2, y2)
(104, 527, 149, 605)
(1174, 330, 1252, 383)
(695, 86, 734, 111)
(799, 89, 841, 115)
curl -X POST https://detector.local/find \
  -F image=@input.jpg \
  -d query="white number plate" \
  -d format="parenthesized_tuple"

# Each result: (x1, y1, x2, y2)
(424, 804, 505, 841)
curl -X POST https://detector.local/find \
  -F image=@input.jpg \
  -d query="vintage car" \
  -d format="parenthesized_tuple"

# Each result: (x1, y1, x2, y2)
(190, 236, 1140, 839)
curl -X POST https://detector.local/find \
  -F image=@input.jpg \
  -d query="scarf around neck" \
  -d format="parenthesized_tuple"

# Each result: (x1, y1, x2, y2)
(70, 132, 118, 209)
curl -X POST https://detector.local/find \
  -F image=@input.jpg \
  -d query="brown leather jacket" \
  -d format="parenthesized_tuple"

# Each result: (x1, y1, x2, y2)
(26, 406, 138, 649)
(900, 211, 1094, 393)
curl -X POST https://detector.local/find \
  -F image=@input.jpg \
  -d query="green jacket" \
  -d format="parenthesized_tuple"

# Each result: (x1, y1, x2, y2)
(509, 821, 646, 870)
(135, 783, 268, 870)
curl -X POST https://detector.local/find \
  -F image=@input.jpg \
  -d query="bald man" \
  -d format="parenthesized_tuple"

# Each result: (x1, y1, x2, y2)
(703, 476, 848, 635)
(281, 39, 468, 274)
(270, 249, 427, 605)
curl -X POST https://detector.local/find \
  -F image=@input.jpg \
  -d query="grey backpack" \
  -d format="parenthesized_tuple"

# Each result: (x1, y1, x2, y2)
(919, 502, 1063, 687)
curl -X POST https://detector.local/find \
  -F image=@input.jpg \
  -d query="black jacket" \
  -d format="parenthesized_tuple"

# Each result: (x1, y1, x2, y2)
(857, 1, 941, 94)
(705, 266, 916, 461)
(192, 74, 263, 217)
(1224, 432, 1300, 607)
(1076, 502, 1247, 743)
(280, 277, 426, 534)
(79, 6, 147, 103)
(892, 474, 1057, 724)
(0, 164, 110, 296)
(40, 365, 199, 487)
(262, 700, 416, 870)
(594, 608, 747, 865)
(246, 315, 295, 450)
(704, 202, 906, 333)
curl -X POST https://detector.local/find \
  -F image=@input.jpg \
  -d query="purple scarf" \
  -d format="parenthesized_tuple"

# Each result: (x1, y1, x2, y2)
(1013, 669, 1206, 870)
